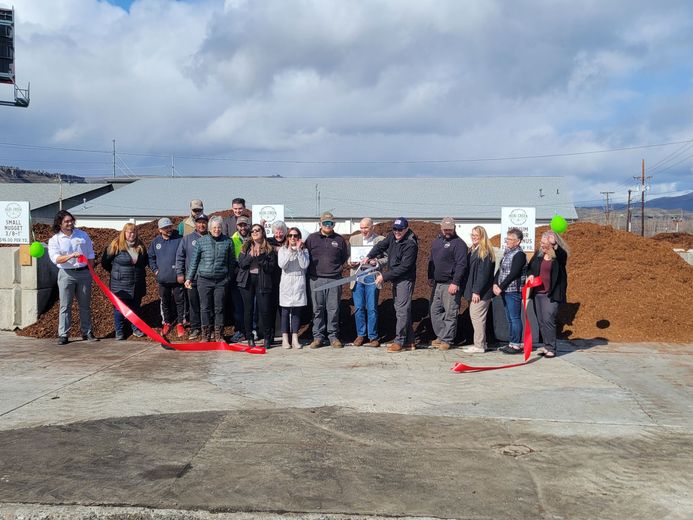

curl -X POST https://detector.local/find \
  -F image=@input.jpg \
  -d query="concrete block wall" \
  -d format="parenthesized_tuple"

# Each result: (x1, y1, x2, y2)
(0, 247, 58, 330)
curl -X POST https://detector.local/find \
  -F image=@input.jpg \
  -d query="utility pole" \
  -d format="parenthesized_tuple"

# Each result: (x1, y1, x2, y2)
(112, 139, 116, 179)
(171, 155, 175, 178)
(600, 191, 615, 225)
(633, 159, 652, 237)
(626, 189, 632, 232)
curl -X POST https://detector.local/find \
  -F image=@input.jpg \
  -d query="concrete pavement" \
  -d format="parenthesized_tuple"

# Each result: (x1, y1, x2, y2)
(0, 332, 691, 519)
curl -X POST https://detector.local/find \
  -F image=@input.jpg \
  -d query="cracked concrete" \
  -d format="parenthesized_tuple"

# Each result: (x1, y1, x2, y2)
(0, 332, 691, 519)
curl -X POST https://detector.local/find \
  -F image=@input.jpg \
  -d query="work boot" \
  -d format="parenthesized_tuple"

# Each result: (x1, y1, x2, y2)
(353, 336, 365, 347)
(436, 341, 451, 350)
(291, 333, 302, 349)
(215, 326, 225, 342)
(309, 339, 324, 349)
(282, 333, 291, 349)
(387, 343, 403, 353)
(82, 331, 100, 342)
(57, 336, 68, 345)
(431, 338, 443, 347)
(331, 339, 343, 349)
(204, 326, 213, 342)
(366, 339, 380, 347)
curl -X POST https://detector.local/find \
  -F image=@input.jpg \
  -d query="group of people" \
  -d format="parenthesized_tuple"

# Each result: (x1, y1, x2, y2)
(47, 200, 569, 357)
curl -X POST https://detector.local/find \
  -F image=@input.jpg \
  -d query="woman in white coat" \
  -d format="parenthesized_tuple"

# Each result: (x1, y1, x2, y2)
(277, 227, 310, 348)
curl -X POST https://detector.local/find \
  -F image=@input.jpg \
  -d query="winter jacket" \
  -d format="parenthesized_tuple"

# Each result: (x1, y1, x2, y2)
(527, 245, 568, 303)
(427, 233, 468, 286)
(186, 233, 236, 282)
(463, 248, 495, 301)
(236, 248, 278, 293)
(148, 232, 183, 284)
(176, 231, 203, 282)
(102, 248, 148, 301)
(277, 246, 310, 307)
(367, 229, 419, 282)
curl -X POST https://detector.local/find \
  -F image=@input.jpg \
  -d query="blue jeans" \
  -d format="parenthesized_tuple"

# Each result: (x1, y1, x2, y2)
(353, 276, 379, 340)
(114, 296, 142, 335)
(502, 291, 523, 345)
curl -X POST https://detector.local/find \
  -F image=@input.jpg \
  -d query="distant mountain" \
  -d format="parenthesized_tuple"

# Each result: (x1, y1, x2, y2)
(579, 191, 693, 211)
(0, 166, 86, 184)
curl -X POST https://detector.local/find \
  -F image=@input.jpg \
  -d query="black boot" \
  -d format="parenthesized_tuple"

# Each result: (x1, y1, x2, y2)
(201, 325, 212, 342)
(248, 335, 256, 347)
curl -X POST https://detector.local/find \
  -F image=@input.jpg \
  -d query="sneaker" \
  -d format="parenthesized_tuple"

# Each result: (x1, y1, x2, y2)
(57, 336, 68, 345)
(115, 331, 125, 341)
(331, 339, 344, 349)
(162, 323, 171, 336)
(462, 346, 486, 353)
(176, 324, 186, 338)
(366, 339, 380, 348)
(536, 346, 547, 356)
(188, 329, 201, 341)
(82, 331, 100, 342)
(230, 331, 245, 342)
(308, 339, 324, 349)
(353, 336, 365, 347)
(387, 343, 403, 353)
(133, 329, 145, 338)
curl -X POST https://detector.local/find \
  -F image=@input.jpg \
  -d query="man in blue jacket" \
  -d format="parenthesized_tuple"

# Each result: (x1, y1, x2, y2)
(148, 217, 185, 337)
(427, 217, 468, 350)
(176, 213, 209, 340)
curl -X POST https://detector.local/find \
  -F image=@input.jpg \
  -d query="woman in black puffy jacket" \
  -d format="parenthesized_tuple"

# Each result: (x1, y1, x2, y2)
(102, 223, 148, 340)
(237, 224, 278, 348)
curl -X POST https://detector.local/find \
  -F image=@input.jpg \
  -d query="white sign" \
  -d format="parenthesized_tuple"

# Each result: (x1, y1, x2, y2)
(0, 201, 31, 245)
(350, 245, 373, 263)
(252, 204, 285, 237)
(500, 207, 536, 253)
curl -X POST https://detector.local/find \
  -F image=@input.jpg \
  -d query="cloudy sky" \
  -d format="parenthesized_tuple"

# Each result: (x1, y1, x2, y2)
(1, 0, 693, 206)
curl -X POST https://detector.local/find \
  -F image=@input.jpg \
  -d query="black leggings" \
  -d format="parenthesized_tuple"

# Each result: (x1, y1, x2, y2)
(281, 306, 302, 334)
(240, 274, 273, 339)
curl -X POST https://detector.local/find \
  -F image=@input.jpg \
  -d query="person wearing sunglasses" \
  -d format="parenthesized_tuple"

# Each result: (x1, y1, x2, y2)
(363, 217, 419, 353)
(277, 227, 310, 348)
(178, 199, 204, 237)
(304, 211, 349, 348)
(236, 225, 278, 348)
(493, 227, 528, 354)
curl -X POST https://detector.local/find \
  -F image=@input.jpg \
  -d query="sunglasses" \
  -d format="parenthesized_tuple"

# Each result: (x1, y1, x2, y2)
(392, 227, 405, 232)
(251, 228, 263, 233)
(288, 234, 300, 238)
(192, 208, 203, 212)
(322, 221, 335, 227)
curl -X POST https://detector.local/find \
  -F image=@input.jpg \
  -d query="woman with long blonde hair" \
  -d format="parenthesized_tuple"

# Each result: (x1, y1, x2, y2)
(462, 225, 496, 353)
(102, 223, 148, 340)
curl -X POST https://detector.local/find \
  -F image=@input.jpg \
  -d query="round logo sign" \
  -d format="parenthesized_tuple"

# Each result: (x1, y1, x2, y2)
(156, 243, 162, 250)
(259, 206, 277, 223)
(509, 209, 528, 226)
(5, 202, 21, 219)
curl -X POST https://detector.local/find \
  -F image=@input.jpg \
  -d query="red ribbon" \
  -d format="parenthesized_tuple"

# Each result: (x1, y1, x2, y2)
(80, 256, 265, 354)
(452, 276, 543, 373)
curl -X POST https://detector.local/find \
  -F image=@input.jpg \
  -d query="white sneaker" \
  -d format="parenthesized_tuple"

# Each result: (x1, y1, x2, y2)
(462, 346, 486, 353)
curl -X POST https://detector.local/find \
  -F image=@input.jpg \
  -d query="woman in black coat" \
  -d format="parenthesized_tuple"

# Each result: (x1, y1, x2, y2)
(526, 230, 569, 358)
(102, 223, 148, 340)
(237, 224, 278, 348)
(462, 226, 496, 353)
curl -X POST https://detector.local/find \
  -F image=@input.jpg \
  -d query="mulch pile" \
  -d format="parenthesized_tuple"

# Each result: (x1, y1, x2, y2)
(651, 232, 693, 250)
(15, 218, 693, 344)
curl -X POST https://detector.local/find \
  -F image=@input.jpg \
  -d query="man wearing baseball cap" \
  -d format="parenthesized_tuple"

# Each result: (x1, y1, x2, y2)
(176, 212, 209, 340)
(148, 217, 185, 338)
(228, 215, 251, 341)
(178, 199, 204, 237)
(427, 217, 468, 350)
(305, 211, 349, 348)
(363, 217, 419, 352)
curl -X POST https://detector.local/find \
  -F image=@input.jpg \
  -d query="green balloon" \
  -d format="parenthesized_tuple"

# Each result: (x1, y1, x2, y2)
(550, 215, 568, 234)
(29, 241, 45, 258)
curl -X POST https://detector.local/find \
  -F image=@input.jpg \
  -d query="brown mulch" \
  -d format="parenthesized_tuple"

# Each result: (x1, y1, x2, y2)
(651, 232, 693, 250)
(15, 218, 693, 344)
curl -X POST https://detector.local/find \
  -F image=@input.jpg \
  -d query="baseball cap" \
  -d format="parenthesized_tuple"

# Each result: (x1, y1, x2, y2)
(392, 217, 409, 230)
(190, 199, 204, 210)
(158, 217, 173, 229)
(194, 213, 209, 222)
(320, 211, 335, 223)
(236, 216, 250, 225)
(440, 216, 455, 229)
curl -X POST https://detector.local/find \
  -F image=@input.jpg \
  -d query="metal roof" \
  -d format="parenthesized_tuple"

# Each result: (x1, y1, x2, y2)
(67, 176, 578, 220)
(0, 182, 112, 210)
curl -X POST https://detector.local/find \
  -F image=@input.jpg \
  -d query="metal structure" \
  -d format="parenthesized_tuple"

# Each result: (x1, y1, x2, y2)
(0, 7, 30, 108)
